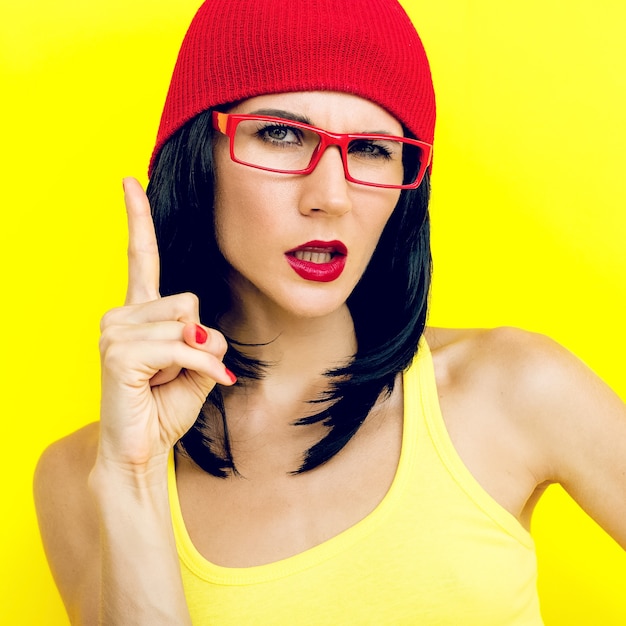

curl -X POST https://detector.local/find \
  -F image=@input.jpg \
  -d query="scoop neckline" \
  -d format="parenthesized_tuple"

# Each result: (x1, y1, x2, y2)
(167, 342, 425, 585)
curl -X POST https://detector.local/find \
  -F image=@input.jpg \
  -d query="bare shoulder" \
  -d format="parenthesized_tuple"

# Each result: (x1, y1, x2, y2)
(424, 326, 626, 547)
(34, 422, 100, 507)
(36, 422, 99, 476)
(425, 325, 574, 378)
(34, 423, 101, 622)
(424, 325, 622, 419)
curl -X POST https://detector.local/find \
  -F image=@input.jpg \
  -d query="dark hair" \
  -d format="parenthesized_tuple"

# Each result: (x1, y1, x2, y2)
(147, 108, 432, 476)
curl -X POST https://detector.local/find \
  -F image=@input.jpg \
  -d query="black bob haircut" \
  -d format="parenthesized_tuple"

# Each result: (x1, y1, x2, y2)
(147, 108, 432, 477)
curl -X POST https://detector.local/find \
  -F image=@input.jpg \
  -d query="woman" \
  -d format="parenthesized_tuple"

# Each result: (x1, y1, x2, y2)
(34, 0, 626, 624)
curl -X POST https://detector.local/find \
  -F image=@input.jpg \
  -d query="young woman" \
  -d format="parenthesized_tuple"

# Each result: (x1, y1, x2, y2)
(34, 0, 626, 624)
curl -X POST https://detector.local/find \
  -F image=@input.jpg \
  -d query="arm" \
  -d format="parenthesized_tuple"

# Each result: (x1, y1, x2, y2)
(511, 331, 626, 548)
(35, 424, 193, 625)
(89, 456, 190, 625)
(34, 425, 101, 624)
(461, 327, 626, 547)
(34, 178, 235, 624)
(429, 325, 626, 544)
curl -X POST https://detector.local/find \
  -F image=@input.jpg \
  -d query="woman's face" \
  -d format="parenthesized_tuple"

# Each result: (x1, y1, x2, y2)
(212, 91, 403, 323)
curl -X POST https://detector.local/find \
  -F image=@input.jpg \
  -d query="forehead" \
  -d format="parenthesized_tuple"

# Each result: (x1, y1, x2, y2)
(226, 91, 404, 135)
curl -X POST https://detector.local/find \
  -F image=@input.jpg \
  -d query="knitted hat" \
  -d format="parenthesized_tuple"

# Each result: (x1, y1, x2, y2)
(149, 0, 436, 175)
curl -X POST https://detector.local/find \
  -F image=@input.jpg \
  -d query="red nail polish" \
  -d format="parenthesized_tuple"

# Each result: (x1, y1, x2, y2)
(195, 324, 208, 344)
(225, 368, 237, 384)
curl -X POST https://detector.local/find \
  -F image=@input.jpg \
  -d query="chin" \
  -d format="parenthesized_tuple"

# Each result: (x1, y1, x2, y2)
(261, 281, 355, 322)
(228, 264, 358, 323)
(282, 294, 351, 320)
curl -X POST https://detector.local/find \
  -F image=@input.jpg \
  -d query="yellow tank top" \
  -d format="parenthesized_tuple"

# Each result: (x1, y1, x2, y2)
(168, 340, 544, 624)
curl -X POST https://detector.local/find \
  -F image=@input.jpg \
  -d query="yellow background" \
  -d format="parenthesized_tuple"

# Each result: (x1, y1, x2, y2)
(1, 0, 624, 623)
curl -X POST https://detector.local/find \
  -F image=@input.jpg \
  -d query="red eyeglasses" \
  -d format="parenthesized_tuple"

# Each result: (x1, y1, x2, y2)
(212, 111, 432, 190)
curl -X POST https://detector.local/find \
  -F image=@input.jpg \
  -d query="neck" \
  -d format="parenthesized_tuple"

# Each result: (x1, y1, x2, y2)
(216, 300, 357, 470)
(210, 269, 362, 474)
(221, 299, 357, 380)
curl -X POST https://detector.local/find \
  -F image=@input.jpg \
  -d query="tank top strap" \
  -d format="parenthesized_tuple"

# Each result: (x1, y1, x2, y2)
(407, 335, 534, 547)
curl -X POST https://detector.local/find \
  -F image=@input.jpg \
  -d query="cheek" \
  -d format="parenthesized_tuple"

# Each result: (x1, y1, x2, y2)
(214, 148, 298, 239)
(213, 171, 291, 263)
(363, 190, 401, 239)
(213, 153, 256, 245)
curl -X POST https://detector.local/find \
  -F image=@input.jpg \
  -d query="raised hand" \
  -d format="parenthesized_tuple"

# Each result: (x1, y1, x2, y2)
(97, 177, 234, 471)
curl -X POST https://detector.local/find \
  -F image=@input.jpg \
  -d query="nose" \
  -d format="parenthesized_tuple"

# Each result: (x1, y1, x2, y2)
(298, 145, 352, 217)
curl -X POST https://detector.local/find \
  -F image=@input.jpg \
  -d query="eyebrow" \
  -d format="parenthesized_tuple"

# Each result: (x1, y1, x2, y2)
(247, 108, 400, 137)
(249, 109, 313, 125)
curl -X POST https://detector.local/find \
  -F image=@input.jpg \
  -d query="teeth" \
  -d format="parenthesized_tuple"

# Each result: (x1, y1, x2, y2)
(294, 250, 332, 263)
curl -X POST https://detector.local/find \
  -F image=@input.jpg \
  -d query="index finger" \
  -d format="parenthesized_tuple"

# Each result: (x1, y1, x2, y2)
(123, 177, 161, 305)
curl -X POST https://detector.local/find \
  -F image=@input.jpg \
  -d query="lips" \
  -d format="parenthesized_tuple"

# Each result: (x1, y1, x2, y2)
(285, 240, 348, 282)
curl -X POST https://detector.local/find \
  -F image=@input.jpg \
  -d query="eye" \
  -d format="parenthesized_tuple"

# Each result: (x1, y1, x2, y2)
(256, 123, 303, 146)
(348, 138, 396, 160)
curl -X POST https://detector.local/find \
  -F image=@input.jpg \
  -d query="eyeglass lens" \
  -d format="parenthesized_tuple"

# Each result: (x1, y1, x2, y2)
(232, 119, 422, 186)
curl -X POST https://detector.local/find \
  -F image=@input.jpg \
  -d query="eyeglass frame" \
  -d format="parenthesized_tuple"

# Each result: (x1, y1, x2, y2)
(212, 111, 432, 190)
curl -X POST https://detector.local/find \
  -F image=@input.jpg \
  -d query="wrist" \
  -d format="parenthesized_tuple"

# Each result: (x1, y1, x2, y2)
(89, 450, 171, 499)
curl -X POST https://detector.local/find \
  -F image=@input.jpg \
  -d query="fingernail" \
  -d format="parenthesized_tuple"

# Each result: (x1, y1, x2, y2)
(225, 368, 237, 384)
(195, 324, 208, 344)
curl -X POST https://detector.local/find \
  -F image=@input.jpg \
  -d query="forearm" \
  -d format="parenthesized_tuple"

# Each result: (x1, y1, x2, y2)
(83, 177, 230, 625)
(89, 458, 192, 626)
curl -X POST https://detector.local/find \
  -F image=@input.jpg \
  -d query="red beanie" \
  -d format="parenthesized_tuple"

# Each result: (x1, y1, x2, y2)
(149, 0, 436, 176)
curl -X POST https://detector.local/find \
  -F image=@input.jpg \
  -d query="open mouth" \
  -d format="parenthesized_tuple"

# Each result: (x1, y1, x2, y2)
(285, 240, 348, 282)
(292, 250, 335, 264)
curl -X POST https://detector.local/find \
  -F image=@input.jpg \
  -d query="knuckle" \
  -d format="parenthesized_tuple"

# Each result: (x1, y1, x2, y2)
(100, 307, 123, 331)
(100, 341, 127, 372)
(170, 292, 200, 320)
(98, 326, 113, 354)
(98, 324, 126, 355)
(179, 291, 200, 310)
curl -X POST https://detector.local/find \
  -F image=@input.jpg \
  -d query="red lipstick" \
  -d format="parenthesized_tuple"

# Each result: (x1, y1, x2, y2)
(285, 240, 348, 282)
